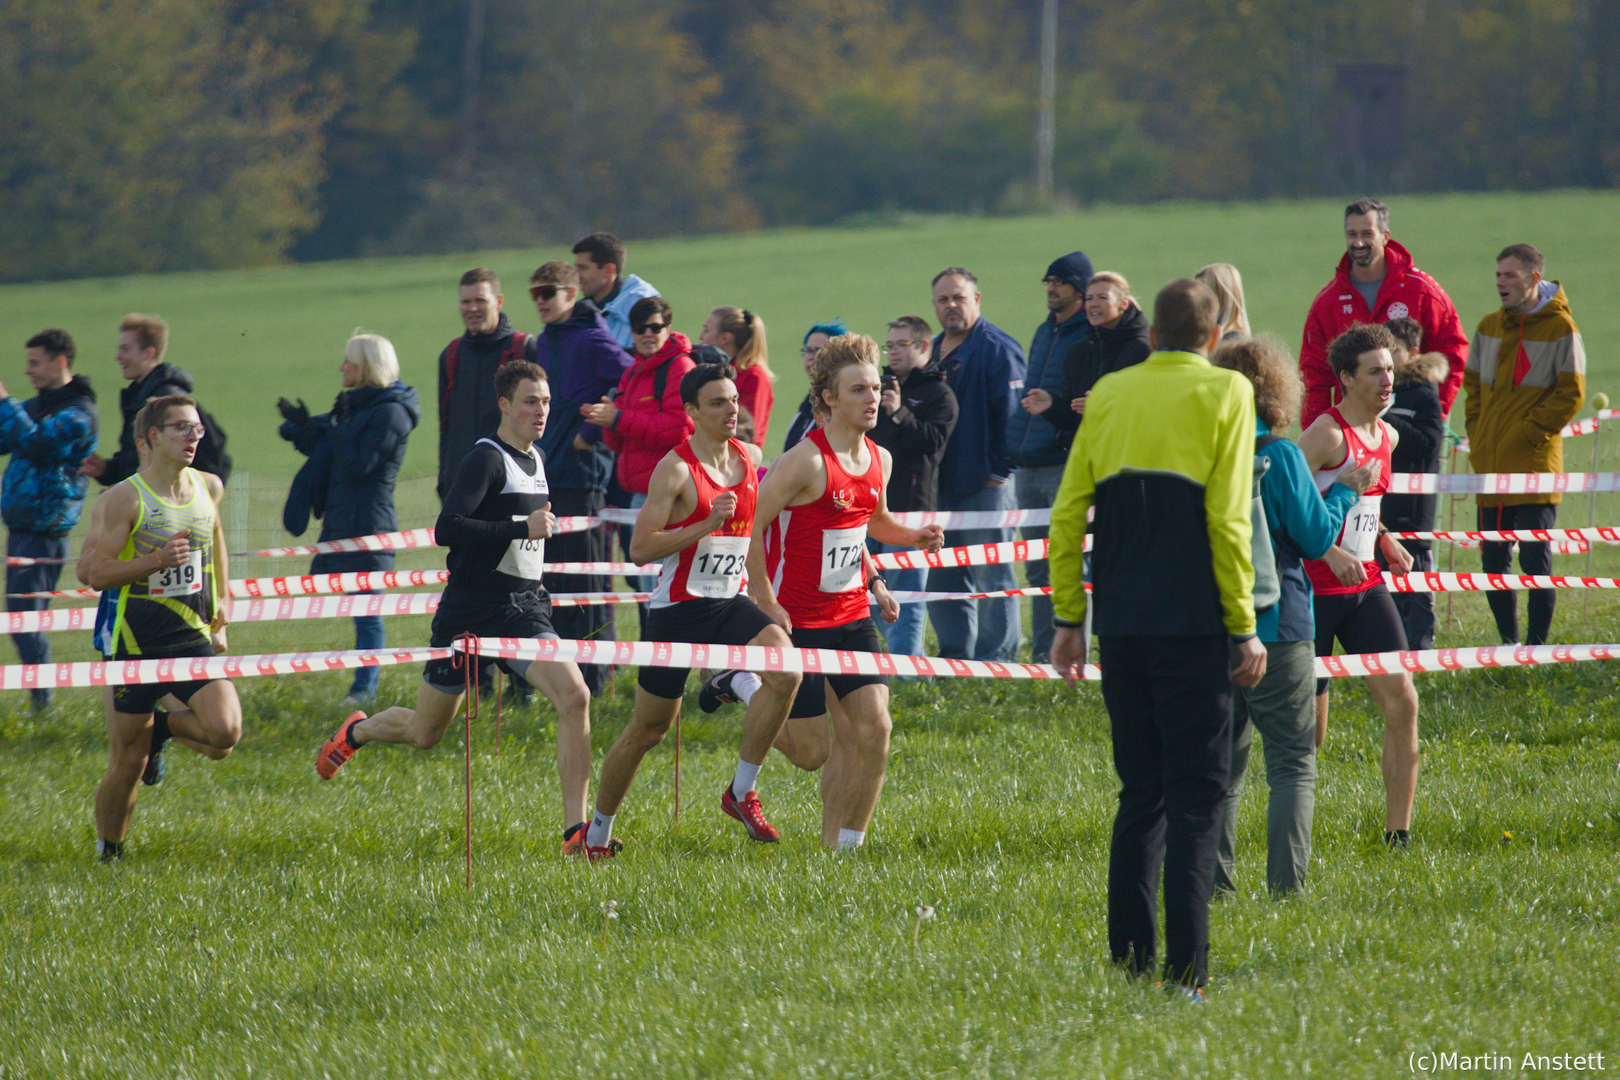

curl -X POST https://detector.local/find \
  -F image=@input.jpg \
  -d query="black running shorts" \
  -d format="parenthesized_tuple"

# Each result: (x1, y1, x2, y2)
(1313, 581, 1408, 695)
(111, 636, 219, 715)
(788, 618, 890, 719)
(422, 589, 559, 693)
(637, 595, 778, 699)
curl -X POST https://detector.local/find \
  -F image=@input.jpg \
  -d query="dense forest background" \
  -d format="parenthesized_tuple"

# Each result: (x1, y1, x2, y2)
(3, 0, 1616, 282)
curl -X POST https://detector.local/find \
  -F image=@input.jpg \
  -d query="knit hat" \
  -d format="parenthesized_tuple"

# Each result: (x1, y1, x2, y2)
(1044, 251, 1093, 290)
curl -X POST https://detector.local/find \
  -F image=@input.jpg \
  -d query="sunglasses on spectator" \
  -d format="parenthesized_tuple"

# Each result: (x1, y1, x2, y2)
(883, 340, 922, 350)
(633, 321, 669, 334)
(529, 283, 572, 301)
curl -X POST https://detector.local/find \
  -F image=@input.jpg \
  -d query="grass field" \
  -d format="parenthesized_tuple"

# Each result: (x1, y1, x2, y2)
(2, 194, 1619, 1077)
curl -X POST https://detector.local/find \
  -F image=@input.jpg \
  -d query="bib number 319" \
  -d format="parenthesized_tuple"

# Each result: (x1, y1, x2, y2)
(149, 550, 204, 597)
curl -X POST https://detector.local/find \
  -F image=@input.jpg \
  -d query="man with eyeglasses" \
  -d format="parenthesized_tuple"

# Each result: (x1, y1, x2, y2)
(82, 394, 240, 862)
(1011, 252, 1093, 663)
(528, 260, 632, 693)
(868, 316, 957, 660)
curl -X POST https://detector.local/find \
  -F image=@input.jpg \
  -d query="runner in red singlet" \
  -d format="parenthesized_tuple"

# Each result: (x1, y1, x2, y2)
(586, 362, 801, 852)
(1298, 323, 1420, 848)
(742, 333, 944, 851)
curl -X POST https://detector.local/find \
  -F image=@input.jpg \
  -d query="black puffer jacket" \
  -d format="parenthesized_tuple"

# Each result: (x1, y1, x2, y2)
(1382, 351, 1447, 533)
(1043, 304, 1153, 442)
(869, 363, 959, 512)
(282, 381, 421, 574)
(103, 362, 231, 486)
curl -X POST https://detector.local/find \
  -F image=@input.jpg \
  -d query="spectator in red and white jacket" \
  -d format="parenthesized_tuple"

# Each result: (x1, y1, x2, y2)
(1299, 198, 1468, 427)
(586, 296, 696, 501)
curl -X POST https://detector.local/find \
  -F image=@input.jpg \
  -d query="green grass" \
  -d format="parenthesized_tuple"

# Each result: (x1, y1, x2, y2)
(1, 640, 1618, 1078)
(3, 194, 1620, 1076)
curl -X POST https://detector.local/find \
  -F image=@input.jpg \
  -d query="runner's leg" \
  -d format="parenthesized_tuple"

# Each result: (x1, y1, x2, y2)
(521, 657, 593, 830)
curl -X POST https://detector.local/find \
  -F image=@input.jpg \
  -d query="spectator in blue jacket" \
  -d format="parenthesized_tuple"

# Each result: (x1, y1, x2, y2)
(279, 333, 420, 705)
(1010, 251, 1092, 663)
(531, 260, 633, 694)
(1, 329, 98, 711)
(573, 232, 660, 352)
(1211, 336, 1371, 894)
(926, 267, 1028, 662)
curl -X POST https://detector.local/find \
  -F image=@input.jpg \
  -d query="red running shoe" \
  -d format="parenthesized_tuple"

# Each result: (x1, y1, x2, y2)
(720, 786, 780, 843)
(317, 711, 366, 780)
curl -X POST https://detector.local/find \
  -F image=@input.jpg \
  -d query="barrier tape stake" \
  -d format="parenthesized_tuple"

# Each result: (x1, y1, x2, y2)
(673, 710, 681, 824)
(1585, 420, 1602, 634)
(455, 632, 480, 891)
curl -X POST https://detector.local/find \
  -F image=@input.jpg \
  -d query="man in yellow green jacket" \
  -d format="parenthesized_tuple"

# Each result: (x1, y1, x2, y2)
(1049, 278, 1266, 995)
(1463, 244, 1585, 645)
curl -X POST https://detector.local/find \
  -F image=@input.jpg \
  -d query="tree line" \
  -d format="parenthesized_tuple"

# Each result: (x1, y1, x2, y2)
(2, 0, 1615, 282)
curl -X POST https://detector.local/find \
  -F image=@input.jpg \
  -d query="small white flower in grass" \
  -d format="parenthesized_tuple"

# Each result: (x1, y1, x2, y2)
(912, 904, 936, 951)
(599, 900, 619, 953)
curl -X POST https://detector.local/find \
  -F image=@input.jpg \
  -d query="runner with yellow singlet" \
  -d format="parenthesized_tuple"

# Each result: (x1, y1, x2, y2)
(82, 395, 241, 863)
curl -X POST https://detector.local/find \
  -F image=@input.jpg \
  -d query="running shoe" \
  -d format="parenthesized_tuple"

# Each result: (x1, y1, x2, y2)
(141, 709, 170, 787)
(720, 785, 780, 843)
(316, 711, 367, 780)
(584, 838, 624, 863)
(699, 670, 743, 714)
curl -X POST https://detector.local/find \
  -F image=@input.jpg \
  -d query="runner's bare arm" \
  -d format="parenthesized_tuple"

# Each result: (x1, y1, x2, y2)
(628, 453, 731, 564)
(865, 445, 944, 551)
(1295, 414, 1347, 473)
(82, 484, 187, 592)
(75, 494, 109, 586)
(204, 472, 229, 634)
(744, 440, 824, 622)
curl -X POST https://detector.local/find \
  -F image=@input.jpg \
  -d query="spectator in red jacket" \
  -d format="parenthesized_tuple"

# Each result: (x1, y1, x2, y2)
(587, 296, 697, 500)
(1299, 198, 1468, 427)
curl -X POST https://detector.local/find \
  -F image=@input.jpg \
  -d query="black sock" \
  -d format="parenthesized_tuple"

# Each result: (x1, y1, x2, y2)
(1384, 829, 1409, 849)
(98, 840, 125, 862)
(150, 709, 170, 745)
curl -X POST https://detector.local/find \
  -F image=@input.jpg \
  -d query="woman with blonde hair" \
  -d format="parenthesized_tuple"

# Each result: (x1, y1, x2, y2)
(1023, 271, 1151, 435)
(1196, 262, 1251, 341)
(278, 332, 420, 705)
(699, 306, 774, 448)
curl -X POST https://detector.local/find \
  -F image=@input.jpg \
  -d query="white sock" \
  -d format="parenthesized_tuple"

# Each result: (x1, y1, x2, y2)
(586, 809, 615, 848)
(731, 671, 762, 705)
(730, 758, 762, 801)
(837, 828, 865, 850)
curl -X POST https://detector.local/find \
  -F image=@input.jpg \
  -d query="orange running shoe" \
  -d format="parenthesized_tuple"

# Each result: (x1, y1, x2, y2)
(316, 711, 366, 780)
(720, 786, 780, 843)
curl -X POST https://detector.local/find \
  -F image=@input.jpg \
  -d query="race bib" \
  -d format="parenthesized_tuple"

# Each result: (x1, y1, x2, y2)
(149, 550, 204, 597)
(496, 515, 547, 580)
(819, 525, 868, 594)
(1341, 495, 1382, 562)
(688, 534, 748, 599)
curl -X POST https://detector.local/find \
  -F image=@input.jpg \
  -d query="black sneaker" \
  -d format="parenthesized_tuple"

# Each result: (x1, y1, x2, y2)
(142, 710, 170, 787)
(1384, 829, 1410, 850)
(699, 670, 743, 714)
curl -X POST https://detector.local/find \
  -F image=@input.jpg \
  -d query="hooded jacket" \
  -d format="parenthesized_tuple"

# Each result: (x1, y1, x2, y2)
(1300, 238, 1469, 426)
(281, 381, 421, 574)
(603, 331, 696, 494)
(1008, 307, 1090, 467)
(1382, 350, 1448, 531)
(437, 312, 530, 500)
(1463, 281, 1585, 507)
(0, 375, 98, 535)
(1043, 304, 1152, 440)
(931, 317, 1026, 501)
(103, 361, 230, 486)
(869, 361, 959, 513)
(533, 299, 632, 492)
(598, 273, 661, 351)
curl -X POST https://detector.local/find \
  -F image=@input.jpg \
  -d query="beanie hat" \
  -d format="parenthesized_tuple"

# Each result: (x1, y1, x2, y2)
(1045, 251, 1093, 290)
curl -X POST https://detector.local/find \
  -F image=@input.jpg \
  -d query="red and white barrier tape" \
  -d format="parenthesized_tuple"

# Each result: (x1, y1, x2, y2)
(451, 636, 1620, 684)
(2, 634, 1617, 692)
(1397, 527, 1619, 544)
(0, 646, 449, 691)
